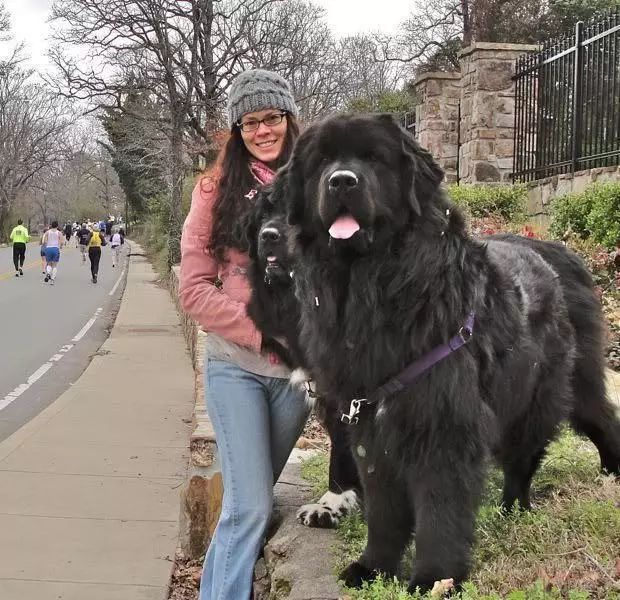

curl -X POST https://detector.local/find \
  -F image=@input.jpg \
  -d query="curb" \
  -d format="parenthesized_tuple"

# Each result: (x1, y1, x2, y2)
(169, 265, 224, 560)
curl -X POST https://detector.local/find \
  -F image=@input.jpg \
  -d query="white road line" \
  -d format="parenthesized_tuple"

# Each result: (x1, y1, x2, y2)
(109, 267, 126, 296)
(0, 363, 53, 411)
(0, 310, 99, 413)
(71, 307, 103, 342)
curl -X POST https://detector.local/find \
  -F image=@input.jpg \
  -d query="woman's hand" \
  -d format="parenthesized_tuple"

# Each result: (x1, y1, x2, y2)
(268, 352, 281, 365)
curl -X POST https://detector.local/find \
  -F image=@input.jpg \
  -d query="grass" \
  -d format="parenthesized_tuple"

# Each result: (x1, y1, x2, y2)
(301, 429, 620, 599)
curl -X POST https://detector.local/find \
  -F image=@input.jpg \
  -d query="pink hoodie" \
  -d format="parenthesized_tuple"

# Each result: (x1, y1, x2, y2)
(178, 162, 275, 354)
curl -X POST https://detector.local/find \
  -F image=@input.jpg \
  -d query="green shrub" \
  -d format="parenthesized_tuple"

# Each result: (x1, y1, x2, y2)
(549, 181, 620, 249)
(447, 184, 527, 223)
(549, 192, 594, 239)
(585, 182, 620, 249)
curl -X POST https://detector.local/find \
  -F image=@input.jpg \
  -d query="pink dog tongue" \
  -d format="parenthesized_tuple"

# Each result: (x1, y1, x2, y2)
(328, 215, 360, 239)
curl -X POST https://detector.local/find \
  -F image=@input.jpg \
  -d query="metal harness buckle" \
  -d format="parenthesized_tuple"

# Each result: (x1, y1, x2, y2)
(341, 399, 365, 425)
(304, 380, 318, 399)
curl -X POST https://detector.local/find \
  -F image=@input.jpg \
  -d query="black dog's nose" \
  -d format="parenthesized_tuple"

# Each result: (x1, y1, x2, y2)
(260, 227, 281, 242)
(328, 170, 359, 191)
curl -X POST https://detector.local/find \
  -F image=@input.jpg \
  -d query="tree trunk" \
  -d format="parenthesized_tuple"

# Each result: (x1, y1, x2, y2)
(0, 205, 7, 242)
(167, 108, 186, 268)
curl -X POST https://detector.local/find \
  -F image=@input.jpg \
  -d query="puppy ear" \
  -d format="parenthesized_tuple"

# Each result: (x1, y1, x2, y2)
(400, 126, 444, 216)
(237, 191, 265, 260)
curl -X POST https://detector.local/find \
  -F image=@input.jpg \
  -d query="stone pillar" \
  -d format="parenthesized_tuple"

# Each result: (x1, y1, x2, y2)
(458, 43, 538, 183)
(413, 72, 461, 183)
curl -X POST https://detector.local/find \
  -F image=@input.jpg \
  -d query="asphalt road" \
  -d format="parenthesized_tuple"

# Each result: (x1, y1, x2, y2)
(0, 240, 129, 442)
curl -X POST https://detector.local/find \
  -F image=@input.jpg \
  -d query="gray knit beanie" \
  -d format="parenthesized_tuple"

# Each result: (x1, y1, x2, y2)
(227, 69, 298, 128)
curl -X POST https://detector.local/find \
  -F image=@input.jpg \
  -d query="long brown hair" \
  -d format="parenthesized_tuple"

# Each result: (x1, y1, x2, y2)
(207, 114, 300, 262)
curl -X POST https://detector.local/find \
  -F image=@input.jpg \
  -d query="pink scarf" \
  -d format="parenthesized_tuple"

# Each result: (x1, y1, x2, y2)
(249, 160, 276, 187)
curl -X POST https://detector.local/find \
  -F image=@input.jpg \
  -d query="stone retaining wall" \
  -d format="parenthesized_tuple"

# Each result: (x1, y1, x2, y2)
(169, 266, 223, 560)
(526, 165, 620, 220)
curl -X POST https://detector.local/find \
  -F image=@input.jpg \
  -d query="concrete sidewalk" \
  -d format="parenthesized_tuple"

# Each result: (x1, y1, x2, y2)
(0, 244, 194, 600)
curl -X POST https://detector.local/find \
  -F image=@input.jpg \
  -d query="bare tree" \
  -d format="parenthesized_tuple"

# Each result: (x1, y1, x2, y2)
(388, 0, 617, 75)
(49, 0, 293, 265)
(0, 61, 73, 234)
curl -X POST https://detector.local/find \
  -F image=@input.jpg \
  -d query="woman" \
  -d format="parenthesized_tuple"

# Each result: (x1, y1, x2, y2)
(87, 224, 106, 283)
(42, 221, 64, 285)
(179, 69, 309, 600)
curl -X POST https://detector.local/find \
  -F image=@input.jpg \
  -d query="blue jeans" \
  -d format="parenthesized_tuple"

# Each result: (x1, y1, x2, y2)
(199, 359, 310, 600)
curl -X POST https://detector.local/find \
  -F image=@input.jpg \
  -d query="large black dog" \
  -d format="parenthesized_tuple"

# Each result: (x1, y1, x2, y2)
(257, 113, 620, 593)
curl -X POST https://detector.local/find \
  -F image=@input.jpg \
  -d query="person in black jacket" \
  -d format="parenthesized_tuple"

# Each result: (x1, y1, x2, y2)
(77, 224, 91, 263)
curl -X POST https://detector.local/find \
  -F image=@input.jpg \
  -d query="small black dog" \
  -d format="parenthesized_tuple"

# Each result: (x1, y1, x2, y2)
(243, 189, 362, 527)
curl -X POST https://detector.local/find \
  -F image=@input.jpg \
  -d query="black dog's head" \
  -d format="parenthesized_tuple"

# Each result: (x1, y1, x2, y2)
(279, 113, 446, 254)
(243, 186, 293, 286)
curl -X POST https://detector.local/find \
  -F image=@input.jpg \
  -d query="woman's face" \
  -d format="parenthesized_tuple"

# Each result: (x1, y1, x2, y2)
(239, 108, 288, 164)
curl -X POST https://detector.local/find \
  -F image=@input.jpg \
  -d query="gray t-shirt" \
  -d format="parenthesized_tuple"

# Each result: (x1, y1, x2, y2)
(204, 331, 292, 379)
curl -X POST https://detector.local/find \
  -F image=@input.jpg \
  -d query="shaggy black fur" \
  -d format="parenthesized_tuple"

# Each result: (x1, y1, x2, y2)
(244, 189, 363, 521)
(264, 113, 620, 593)
(244, 189, 304, 369)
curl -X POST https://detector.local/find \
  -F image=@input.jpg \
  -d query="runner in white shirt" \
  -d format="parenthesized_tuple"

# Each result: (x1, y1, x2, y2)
(110, 231, 123, 268)
(42, 220, 64, 285)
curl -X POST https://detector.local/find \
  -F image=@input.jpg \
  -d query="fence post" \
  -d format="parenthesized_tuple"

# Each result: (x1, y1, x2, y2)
(571, 21, 584, 173)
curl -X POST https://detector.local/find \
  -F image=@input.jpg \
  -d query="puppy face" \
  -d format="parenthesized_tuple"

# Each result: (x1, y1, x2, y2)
(245, 188, 293, 285)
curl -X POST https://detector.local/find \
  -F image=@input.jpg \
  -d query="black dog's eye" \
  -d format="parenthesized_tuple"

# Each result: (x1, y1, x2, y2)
(364, 151, 380, 162)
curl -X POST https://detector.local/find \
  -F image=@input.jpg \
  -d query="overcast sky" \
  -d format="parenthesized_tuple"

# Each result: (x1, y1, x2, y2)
(4, 0, 412, 71)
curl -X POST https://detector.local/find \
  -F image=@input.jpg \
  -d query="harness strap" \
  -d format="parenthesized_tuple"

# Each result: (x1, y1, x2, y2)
(341, 312, 475, 425)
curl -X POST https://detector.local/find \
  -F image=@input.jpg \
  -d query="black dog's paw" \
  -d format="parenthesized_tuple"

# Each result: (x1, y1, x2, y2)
(296, 490, 359, 528)
(339, 561, 376, 588)
(296, 503, 337, 528)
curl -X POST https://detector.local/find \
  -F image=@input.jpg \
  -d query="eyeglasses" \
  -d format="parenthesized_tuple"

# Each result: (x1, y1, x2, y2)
(237, 112, 287, 133)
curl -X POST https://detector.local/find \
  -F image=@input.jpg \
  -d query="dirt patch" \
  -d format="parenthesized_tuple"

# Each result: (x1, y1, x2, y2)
(168, 550, 201, 600)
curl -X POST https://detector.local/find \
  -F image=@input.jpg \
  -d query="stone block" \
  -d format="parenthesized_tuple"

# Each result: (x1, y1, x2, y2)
(555, 177, 574, 197)
(540, 183, 554, 206)
(495, 113, 515, 129)
(471, 93, 494, 127)
(178, 472, 224, 559)
(478, 129, 497, 139)
(496, 96, 515, 114)
(443, 158, 458, 171)
(496, 139, 515, 158)
(572, 174, 591, 194)
(476, 60, 514, 91)
(445, 85, 462, 99)
(190, 437, 218, 467)
(471, 140, 495, 161)
(498, 127, 515, 139)
(497, 157, 514, 170)
(440, 144, 458, 158)
(473, 161, 501, 182)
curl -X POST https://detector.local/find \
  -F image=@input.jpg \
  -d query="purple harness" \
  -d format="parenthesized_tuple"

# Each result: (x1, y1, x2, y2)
(341, 313, 475, 425)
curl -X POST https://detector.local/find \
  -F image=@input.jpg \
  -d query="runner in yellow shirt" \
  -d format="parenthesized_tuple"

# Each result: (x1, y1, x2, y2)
(9, 219, 29, 277)
(87, 224, 106, 284)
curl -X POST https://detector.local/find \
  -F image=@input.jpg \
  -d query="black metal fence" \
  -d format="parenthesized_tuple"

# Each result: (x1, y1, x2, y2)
(399, 111, 416, 137)
(513, 9, 620, 182)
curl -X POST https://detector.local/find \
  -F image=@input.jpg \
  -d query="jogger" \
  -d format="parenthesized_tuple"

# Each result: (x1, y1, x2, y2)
(88, 246, 101, 282)
(87, 224, 105, 283)
(110, 231, 123, 267)
(42, 221, 63, 285)
(9, 219, 29, 277)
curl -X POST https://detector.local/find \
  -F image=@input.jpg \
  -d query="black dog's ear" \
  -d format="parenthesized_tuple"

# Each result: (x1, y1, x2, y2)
(237, 190, 269, 260)
(400, 125, 444, 217)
